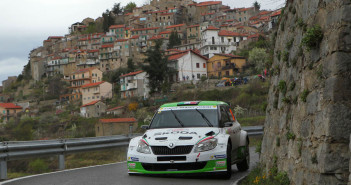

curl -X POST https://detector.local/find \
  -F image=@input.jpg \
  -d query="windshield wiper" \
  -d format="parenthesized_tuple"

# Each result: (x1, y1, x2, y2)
(170, 109, 184, 127)
(195, 109, 213, 127)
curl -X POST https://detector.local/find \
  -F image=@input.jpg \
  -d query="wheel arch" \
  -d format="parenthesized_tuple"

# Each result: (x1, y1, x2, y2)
(239, 130, 249, 147)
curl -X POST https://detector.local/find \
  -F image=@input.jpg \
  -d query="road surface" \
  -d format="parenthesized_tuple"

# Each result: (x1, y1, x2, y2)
(1, 147, 258, 185)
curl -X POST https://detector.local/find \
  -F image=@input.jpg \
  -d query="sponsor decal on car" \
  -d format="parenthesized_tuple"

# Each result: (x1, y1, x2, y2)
(216, 161, 226, 167)
(130, 157, 139, 162)
(128, 163, 136, 168)
(214, 154, 226, 159)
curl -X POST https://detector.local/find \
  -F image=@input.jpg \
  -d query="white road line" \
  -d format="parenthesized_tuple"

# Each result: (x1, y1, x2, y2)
(0, 161, 127, 185)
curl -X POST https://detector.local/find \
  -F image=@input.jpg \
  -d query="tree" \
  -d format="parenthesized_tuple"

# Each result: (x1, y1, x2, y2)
(112, 3, 123, 15)
(167, 31, 181, 49)
(142, 39, 174, 94)
(253, 1, 261, 11)
(248, 47, 268, 73)
(127, 58, 136, 72)
(102, 10, 114, 32)
(124, 2, 137, 13)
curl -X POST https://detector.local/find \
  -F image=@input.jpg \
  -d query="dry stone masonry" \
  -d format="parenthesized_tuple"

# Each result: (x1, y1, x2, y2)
(260, 0, 351, 184)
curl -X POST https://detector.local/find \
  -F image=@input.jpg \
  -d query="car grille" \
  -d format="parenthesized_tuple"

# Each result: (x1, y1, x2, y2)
(141, 162, 207, 171)
(151, 145, 193, 155)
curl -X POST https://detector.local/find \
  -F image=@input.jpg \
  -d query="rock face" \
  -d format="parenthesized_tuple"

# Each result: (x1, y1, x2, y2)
(260, 0, 351, 184)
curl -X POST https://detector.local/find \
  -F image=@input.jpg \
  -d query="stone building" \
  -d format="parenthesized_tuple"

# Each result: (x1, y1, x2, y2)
(2, 76, 17, 90)
(95, 118, 137, 136)
(80, 100, 106, 118)
(81, 81, 112, 105)
(120, 71, 149, 99)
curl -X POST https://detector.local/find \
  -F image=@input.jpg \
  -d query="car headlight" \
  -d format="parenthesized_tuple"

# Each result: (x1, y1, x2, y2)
(136, 139, 151, 154)
(194, 138, 218, 152)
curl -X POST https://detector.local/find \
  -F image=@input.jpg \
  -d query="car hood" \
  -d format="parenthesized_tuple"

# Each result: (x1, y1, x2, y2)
(142, 127, 221, 146)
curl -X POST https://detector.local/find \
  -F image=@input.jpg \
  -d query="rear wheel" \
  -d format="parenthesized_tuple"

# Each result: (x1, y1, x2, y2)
(237, 141, 250, 171)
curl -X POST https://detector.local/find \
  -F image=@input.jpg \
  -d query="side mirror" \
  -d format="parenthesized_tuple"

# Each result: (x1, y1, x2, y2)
(224, 122, 233, 127)
(141, 125, 149, 130)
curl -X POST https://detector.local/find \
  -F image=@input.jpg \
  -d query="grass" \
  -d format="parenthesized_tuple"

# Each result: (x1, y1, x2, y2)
(239, 164, 290, 185)
(6, 148, 127, 180)
(238, 116, 266, 126)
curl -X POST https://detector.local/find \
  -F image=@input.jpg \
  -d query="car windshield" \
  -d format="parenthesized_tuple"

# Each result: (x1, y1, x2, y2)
(149, 108, 218, 129)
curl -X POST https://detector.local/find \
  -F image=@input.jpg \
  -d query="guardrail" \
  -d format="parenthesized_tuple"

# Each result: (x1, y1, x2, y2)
(0, 126, 263, 180)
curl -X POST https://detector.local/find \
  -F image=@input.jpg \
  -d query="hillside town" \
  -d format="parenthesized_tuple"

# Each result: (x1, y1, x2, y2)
(0, 0, 280, 136)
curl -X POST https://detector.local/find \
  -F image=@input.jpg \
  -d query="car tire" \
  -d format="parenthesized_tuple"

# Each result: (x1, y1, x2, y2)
(237, 141, 250, 171)
(221, 142, 232, 179)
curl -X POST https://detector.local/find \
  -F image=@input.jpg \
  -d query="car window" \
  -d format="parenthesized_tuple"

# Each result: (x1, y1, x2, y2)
(150, 109, 218, 129)
(226, 107, 235, 122)
(220, 106, 230, 124)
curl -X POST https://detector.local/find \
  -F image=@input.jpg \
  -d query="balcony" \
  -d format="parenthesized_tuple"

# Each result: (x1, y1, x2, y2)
(222, 63, 237, 70)
(127, 83, 136, 90)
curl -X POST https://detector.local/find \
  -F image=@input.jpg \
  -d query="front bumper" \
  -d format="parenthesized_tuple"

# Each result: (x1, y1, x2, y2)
(127, 159, 227, 174)
(127, 145, 228, 174)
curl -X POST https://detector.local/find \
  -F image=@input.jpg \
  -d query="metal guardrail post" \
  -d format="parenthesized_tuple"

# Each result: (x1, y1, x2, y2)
(58, 155, 65, 170)
(0, 160, 7, 180)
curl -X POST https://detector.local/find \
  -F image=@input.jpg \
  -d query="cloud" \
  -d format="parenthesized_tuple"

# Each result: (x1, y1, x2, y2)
(0, 57, 28, 85)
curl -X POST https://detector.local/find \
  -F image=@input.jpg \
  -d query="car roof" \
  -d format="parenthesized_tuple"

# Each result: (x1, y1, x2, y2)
(160, 101, 228, 108)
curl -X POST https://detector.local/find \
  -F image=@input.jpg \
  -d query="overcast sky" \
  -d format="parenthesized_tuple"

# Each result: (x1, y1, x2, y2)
(0, 0, 284, 85)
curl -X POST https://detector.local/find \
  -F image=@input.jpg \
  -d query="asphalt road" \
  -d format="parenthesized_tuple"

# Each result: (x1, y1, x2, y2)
(1, 147, 258, 185)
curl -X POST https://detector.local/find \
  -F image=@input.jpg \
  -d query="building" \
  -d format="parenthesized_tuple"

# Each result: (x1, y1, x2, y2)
(167, 50, 208, 82)
(0, 86, 2, 93)
(120, 71, 149, 99)
(200, 26, 247, 58)
(2, 76, 17, 90)
(95, 118, 137, 136)
(80, 100, 106, 118)
(0, 94, 10, 103)
(207, 53, 246, 78)
(81, 81, 113, 105)
(106, 106, 125, 116)
(60, 67, 102, 102)
(0, 103, 22, 123)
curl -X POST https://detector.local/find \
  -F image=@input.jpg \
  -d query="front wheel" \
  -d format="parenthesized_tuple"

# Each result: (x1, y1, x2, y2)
(220, 142, 232, 179)
(237, 141, 250, 171)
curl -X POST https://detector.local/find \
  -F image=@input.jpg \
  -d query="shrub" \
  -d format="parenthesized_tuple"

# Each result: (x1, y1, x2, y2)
(291, 57, 297, 67)
(28, 159, 48, 173)
(128, 102, 138, 111)
(286, 131, 296, 140)
(282, 51, 289, 63)
(278, 80, 287, 95)
(282, 96, 291, 104)
(286, 38, 294, 50)
(297, 18, 304, 27)
(300, 89, 310, 102)
(255, 140, 262, 154)
(289, 82, 296, 91)
(302, 25, 323, 51)
(277, 51, 281, 61)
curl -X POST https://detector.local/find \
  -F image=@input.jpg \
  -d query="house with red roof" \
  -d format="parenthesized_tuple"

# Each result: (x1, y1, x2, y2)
(108, 25, 126, 39)
(0, 103, 22, 123)
(60, 67, 103, 102)
(106, 106, 125, 116)
(81, 81, 112, 105)
(167, 50, 208, 82)
(207, 53, 247, 78)
(80, 100, 106, 118)
(199, 26, 247, 58)
(96, 117, 137, 136)
(120, 71, 149, 99)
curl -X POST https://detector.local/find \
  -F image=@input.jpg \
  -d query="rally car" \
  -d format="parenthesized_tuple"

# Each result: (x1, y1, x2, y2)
(127, 101, 250, 178)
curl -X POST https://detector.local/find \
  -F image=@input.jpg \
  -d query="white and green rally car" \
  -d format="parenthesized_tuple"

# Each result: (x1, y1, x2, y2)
(127, 101, 250, 178)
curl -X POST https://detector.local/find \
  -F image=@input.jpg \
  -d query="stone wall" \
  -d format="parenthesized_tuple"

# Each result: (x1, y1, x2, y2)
(260, 0, 351, 184)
